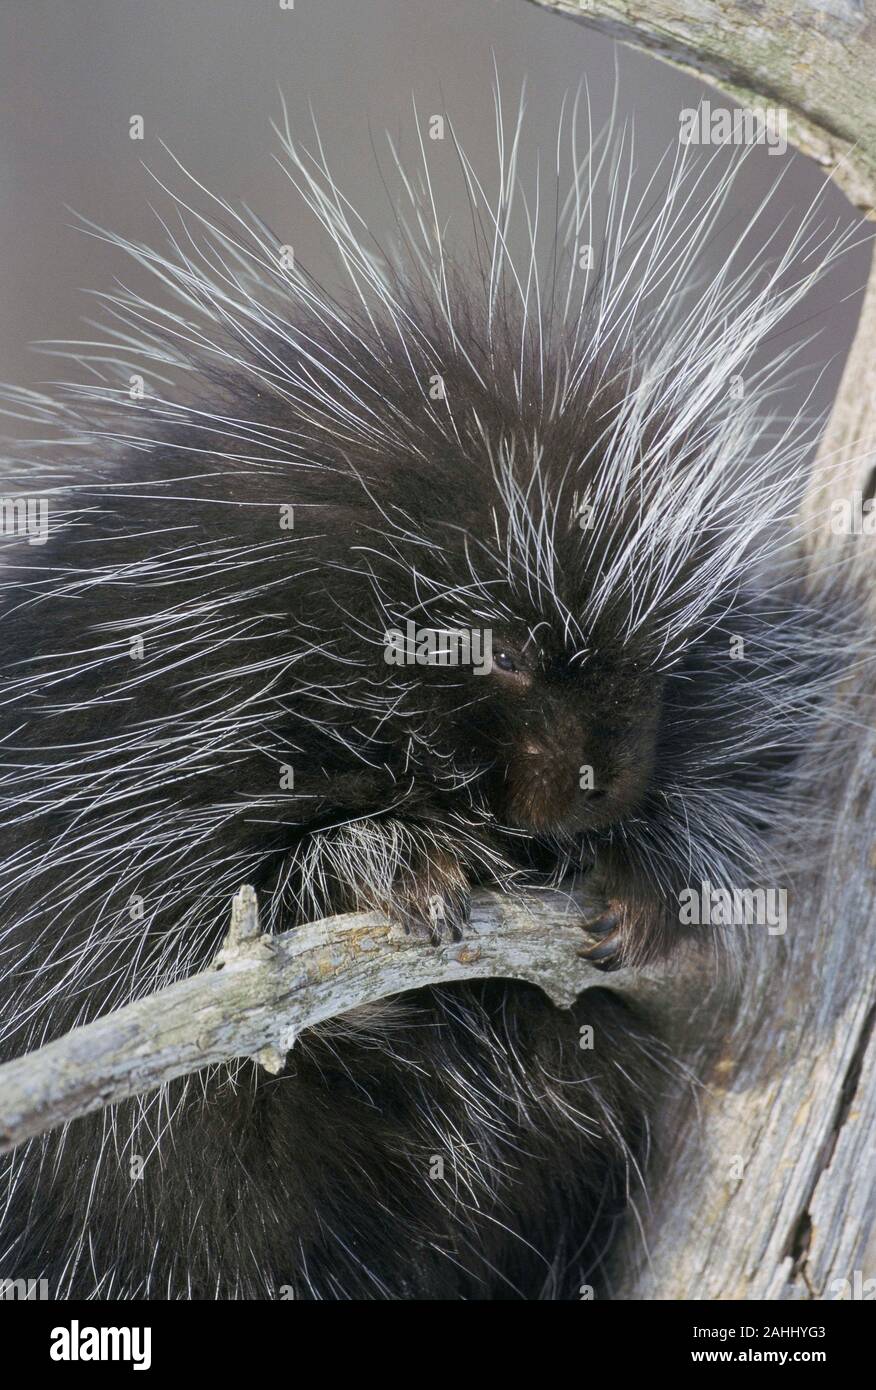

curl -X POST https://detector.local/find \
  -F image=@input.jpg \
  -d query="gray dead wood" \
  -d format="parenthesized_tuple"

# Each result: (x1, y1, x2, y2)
(0, 884, 679, 1156)
(531, 0, 876, 212)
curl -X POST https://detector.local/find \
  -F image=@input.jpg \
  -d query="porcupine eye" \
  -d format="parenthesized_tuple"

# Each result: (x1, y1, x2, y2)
(491, 649, 534, 690)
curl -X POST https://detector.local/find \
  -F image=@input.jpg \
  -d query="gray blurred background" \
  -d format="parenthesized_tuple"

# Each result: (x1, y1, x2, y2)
(0, 0, 869, 432)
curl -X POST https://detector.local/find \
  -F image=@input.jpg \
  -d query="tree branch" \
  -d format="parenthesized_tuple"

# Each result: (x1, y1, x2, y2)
(530, 1, 876, 211)
(0, 884, 675, 1156)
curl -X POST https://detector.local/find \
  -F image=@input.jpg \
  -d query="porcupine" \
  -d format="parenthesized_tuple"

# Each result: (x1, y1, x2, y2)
(0, 95, 861, 1299)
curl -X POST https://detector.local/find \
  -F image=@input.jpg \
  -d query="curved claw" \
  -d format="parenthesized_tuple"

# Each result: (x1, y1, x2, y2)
(577, 929, 623, 972)
(577, 900, 625, 971)
(580, 906, 620, 939)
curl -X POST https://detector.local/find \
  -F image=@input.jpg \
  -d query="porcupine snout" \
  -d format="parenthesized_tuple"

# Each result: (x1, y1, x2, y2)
(504, 696, 658, 835)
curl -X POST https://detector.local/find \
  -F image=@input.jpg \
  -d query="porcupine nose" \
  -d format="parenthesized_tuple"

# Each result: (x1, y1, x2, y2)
(508, 737, 612, 832)
(520, 741, 607, 802)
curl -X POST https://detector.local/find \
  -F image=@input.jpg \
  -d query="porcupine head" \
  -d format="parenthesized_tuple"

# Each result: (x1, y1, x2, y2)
(252, 107, 857, 969)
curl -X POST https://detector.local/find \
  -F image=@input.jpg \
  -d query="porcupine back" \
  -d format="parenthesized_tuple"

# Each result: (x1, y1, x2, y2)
(0, 100, 862, 1296)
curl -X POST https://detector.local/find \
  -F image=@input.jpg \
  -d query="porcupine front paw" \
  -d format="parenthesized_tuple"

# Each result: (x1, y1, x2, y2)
(391, 853, 471, 944)
(576, 865, 625, 970)
(577, 862, 680, 967)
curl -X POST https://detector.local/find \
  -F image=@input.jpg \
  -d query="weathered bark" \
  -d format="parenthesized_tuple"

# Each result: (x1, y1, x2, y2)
(605, 713, 876, 1300)
(530, 0, 876, 1301)
(0, 883, 679, 1156)
(530, 0, 876, 212)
